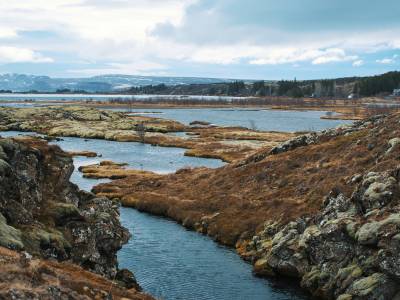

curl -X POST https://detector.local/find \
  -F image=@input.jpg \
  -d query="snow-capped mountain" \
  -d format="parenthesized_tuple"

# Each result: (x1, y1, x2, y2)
(0, 74, 232, 92)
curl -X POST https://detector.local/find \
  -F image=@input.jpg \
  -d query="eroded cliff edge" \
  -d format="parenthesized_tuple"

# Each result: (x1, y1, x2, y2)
(0, 136, 151, 299)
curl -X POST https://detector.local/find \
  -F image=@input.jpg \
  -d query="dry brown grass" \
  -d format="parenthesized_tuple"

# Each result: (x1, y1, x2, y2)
(67, 150, 98, 157)
(79, 161, 158, 179)
(0, 247, 152, 299)
(93, 113, 400, 248)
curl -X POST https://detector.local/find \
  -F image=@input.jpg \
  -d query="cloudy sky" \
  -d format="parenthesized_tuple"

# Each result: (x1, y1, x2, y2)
(0, 0, 399, 79)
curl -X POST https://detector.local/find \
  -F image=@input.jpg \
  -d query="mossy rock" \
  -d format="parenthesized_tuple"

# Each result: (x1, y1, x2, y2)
(253, 258, 275, 276)
(0, 138, 15, 152)
(301, 267, 329, 289)
(0, 145, 7, 160)
(337, 294, 353, 300)
(336, 264, 363, 292)
(22, 227, 71, 256)
(346, 273, 398, 299)
(356, 222, 380, 245)
(48, 202, 82, 225)
(346, 273, 381, 297)
(0, 213, 24, 250)
(0, 158, 11, 174)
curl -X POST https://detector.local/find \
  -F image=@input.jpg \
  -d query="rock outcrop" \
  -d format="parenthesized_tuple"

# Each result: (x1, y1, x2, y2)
(245, 169, 400, 299)
(0, 136, 149, 298)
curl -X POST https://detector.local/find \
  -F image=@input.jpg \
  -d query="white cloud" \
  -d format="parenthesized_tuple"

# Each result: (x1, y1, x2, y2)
(0, 0, 192, 42)
(352, 60, 364, 67)
(0, 0, 398, 75)
(0, 46, 53, 63)
(376, 58, 395, 64)
(0, 27, 17, 38)
(311, 48, 357, 65)
(67, 61, 167, 76)
(248, 48, 357, 66)
(376, 54, 398, 64)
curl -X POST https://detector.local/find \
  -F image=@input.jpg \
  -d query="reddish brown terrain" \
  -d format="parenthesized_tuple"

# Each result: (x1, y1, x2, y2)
(0, 247, 152, 299)
(94, 115, 391, 246)
(93, 113, 400, 299)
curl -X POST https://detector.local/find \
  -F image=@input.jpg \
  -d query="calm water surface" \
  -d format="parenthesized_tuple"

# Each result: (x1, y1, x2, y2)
(1, 99, 350, 132)
(0, 131, 223, 190)
(119, 208, 307, 300)
(0, 93, 251, 102)
(125, 108, 350, 132)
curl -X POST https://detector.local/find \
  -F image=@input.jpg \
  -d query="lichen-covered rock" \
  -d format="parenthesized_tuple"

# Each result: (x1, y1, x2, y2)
(270, 133, 318, 154)
(356, 222, 380, 245)
(268, 115, 386, 157)
(245, 167, 400, 299)
(0, 136, 129, 279)
(345, 273, 398, 300)
(386, 137, 400, 154)
(354, 171, 399, 212)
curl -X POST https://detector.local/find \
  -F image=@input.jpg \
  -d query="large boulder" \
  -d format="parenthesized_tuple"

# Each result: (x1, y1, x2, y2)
(0, 137, 130, 278)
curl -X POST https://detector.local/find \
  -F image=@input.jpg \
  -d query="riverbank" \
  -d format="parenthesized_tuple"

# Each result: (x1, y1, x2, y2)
(92, 113, 400, 299)
(0, 106, 296, 162)
(0, 135, 151, 299)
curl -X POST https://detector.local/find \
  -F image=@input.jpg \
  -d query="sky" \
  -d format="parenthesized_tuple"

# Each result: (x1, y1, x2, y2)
(0, 0, 399, 80)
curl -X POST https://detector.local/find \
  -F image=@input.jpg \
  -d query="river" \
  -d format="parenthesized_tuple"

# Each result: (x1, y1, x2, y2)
(0, 104, 349, 299)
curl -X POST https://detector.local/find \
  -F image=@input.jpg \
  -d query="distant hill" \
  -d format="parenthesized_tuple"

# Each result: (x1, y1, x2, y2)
(0, 74, 234, 92)
(0, 71, 398, 97)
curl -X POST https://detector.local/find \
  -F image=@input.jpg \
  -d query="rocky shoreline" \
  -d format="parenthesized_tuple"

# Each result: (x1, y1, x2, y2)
(92, 113, 400, 299)
(0, 135, 151, 299)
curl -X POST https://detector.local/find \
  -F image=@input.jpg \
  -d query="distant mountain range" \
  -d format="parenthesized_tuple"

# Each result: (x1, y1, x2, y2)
(0, 74, 234, 93)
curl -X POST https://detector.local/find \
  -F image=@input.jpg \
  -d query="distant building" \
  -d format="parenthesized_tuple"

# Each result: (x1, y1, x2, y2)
(348, 93, 356, 99)
(393, 89, 400, 96)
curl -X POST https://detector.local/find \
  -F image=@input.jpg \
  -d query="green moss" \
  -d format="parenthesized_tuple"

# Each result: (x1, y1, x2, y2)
(336, 264, 363, 284)
(22, 227, 71, 255)
(336, 294, 353, 300)
(0, 145, 7, 160)
(348, 273, 382, 296)
(0, 213, 24, 250)
(48, 202, 81, 224)
(0, 158, 11, 174)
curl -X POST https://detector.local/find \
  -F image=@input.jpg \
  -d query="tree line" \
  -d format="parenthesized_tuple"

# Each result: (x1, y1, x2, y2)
(358, 71, 400, 96)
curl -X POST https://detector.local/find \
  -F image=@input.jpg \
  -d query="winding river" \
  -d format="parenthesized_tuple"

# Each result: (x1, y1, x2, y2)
(0, 130, 308, 299)
(0, 108, 350, 299)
